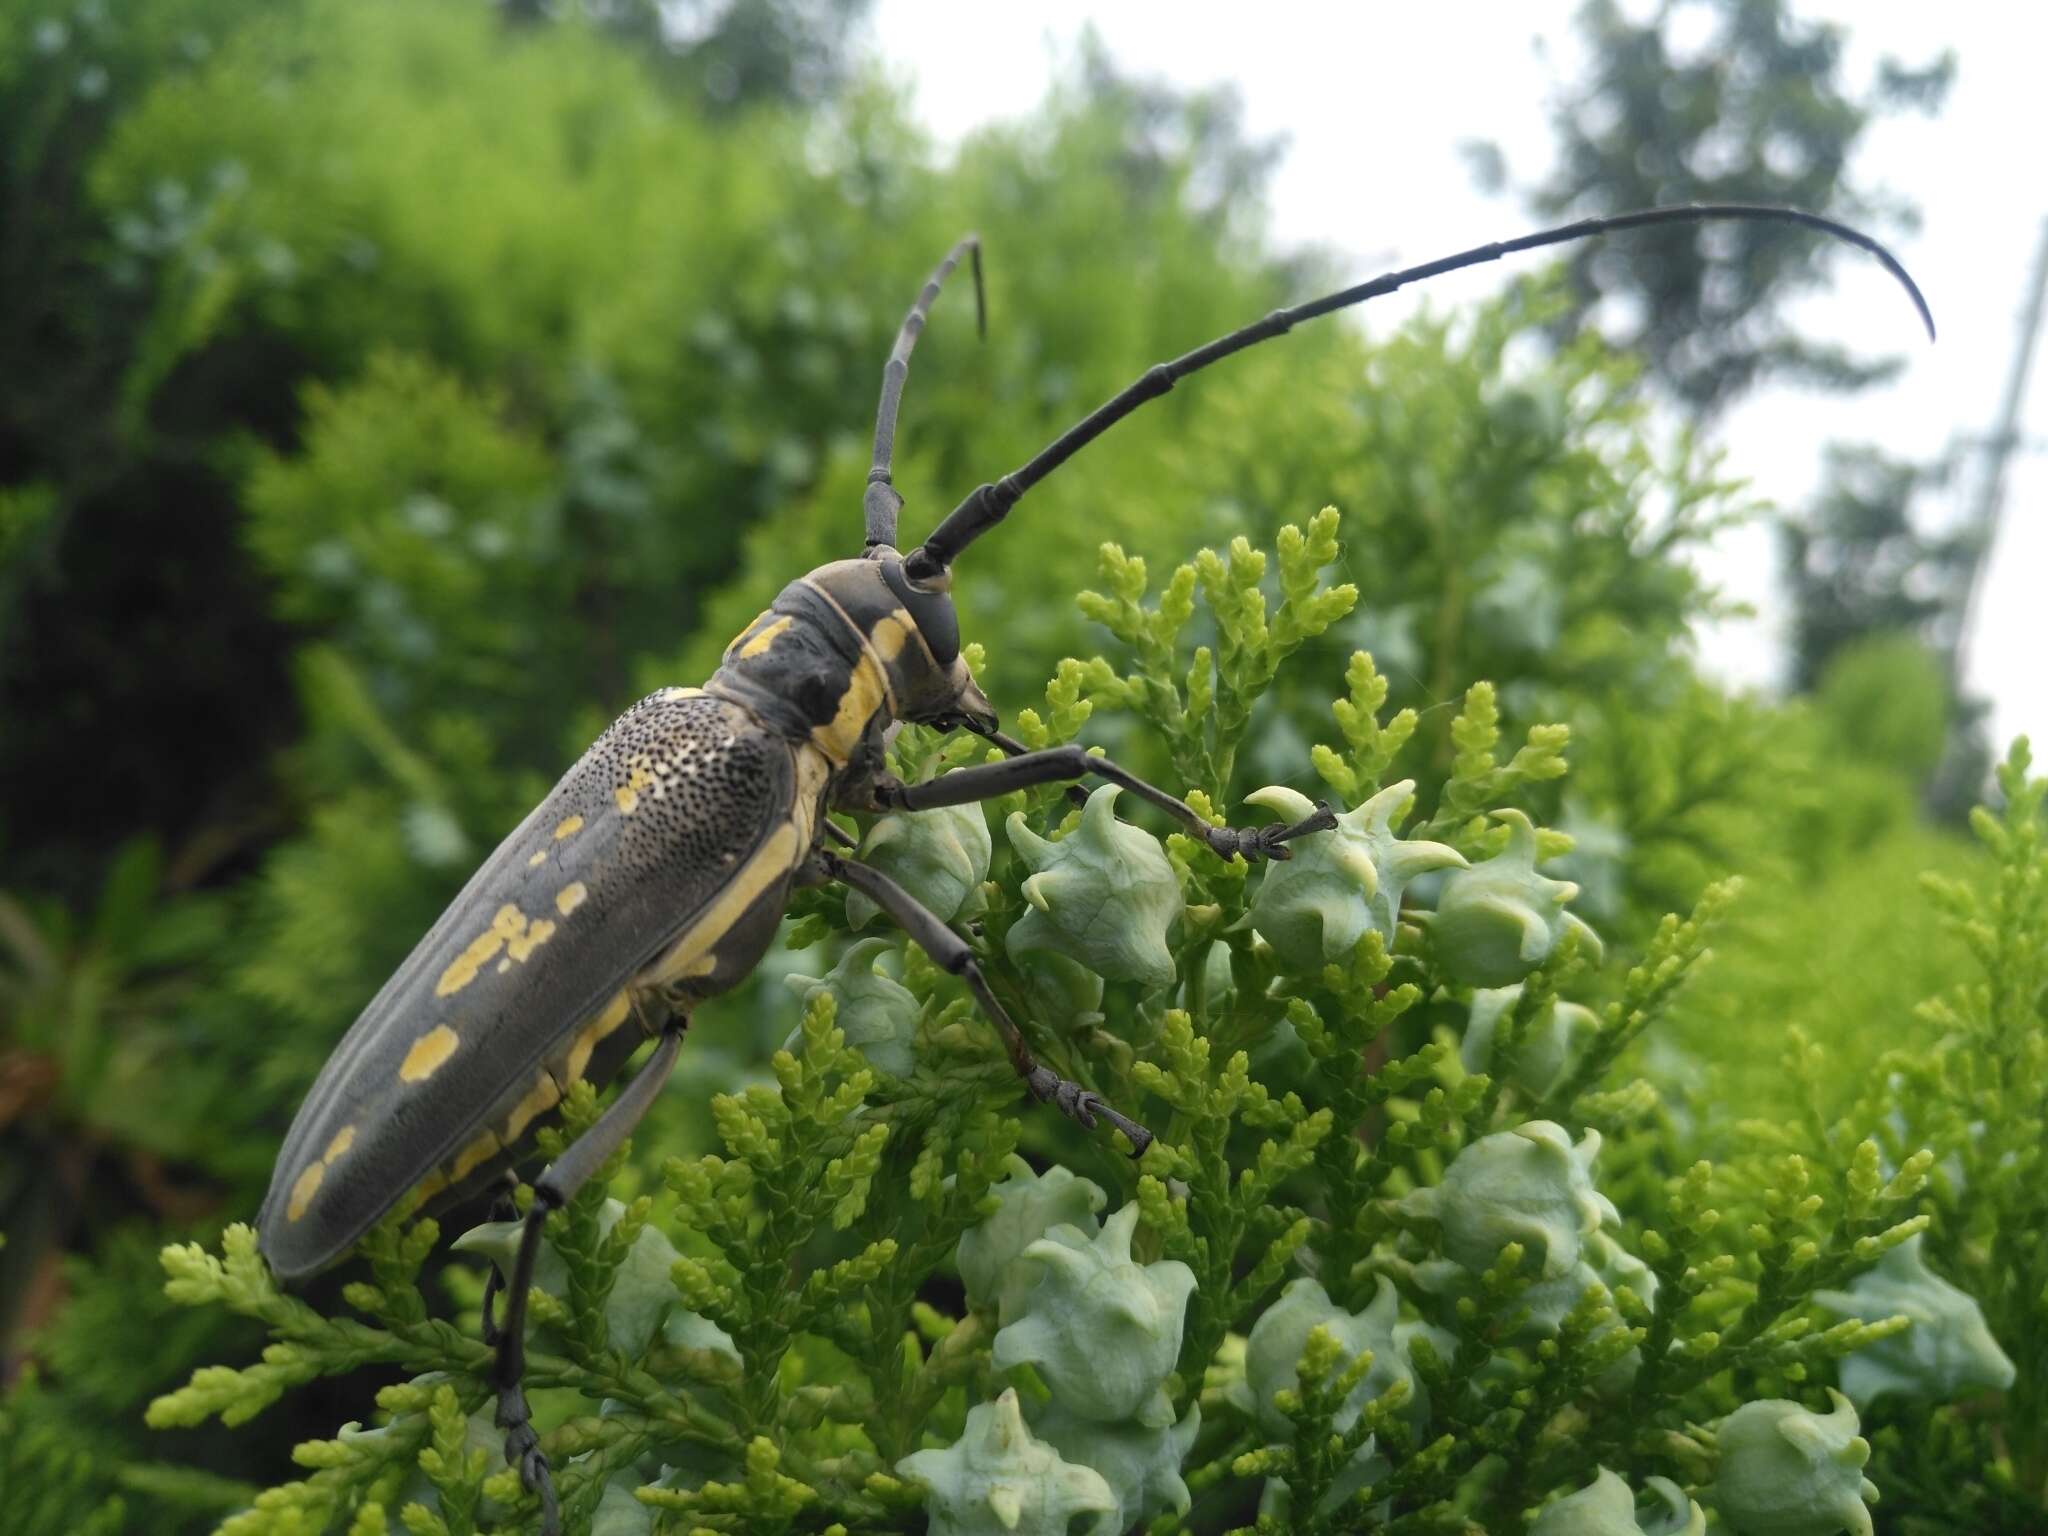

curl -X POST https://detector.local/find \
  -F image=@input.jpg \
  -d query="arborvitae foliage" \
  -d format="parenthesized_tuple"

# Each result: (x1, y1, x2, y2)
(145, 519, 1984, 1534)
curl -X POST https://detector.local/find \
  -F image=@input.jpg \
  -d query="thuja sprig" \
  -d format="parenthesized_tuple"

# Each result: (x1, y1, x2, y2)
(1077, 507, 1357, 802)
(664, 992, 891, 1428)
(1539, 877, 1738, 1118)
(1415, 680, 1572, 851)
(1310, 650, 1419, 806)
(1132, 1009, 1333, 1399)
(1660, 1142, 1931, 1396)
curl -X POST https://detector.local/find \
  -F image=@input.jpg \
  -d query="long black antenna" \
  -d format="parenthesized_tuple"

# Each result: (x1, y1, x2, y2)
(903, 203, 1934, 582)
(866, 233, 985, 551)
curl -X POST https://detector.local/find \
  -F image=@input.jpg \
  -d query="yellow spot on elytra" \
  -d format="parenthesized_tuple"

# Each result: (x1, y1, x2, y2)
(414, 1170, 449, 1205)
(451, 1129, 502, 1182)
(810, 654, 886, 765)
(737, 614, 793, 659)
(870, 609, 914, 662)
(506, 918, 556, 963)
(437, 902, 558, 994)
(400, 1024, 460, 1083)
(323, 1126, 356, 1163)
(553, 815, 584, 841)
(563, 991, 634, 1085)
(436, 903, 526, 997)
(527, 849, 547, 868)
(286, 1161, 324, 1222)
(503, 1073, 562, 1143)
(614, 764, 655, 815)
(556, 882, 588, 916)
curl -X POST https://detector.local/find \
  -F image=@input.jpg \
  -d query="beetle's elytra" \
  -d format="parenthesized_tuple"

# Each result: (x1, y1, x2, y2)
(259, 204, 1931, 1533)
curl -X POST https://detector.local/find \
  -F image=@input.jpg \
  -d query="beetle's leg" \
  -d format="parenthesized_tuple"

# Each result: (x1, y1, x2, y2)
(880, 739, 1338, 862)
(822, 851, 1153, 1157)
(479, 1170, 521, 1347)
(491, 1019, 687, 1536)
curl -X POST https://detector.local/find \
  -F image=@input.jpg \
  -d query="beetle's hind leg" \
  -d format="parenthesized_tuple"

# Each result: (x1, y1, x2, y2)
(821, 851, 1154, 1157)
(488, 1020, 687, 1536)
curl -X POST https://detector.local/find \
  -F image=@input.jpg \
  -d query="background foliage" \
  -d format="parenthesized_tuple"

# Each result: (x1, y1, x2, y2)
(0, 1, 2026, 1532)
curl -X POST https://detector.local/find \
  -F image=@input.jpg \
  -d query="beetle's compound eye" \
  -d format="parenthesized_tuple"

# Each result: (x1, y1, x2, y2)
(881, 556, 961, 667)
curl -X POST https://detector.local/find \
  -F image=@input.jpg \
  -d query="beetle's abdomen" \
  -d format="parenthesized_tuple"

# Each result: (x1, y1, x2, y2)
(259, 688, 822, 1279)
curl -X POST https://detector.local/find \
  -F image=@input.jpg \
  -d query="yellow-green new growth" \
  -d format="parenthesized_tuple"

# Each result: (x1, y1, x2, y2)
(1530, 1468, 1706, 1536)
(1426, 808, 1603, 986)
(896, 1388, 1118, 1536)
(1710, 1390, 1878, 1536)
(992, 1202, 1196, 1426)
(1242, 778, 1465, 971)
(1005, 784, 1180, 988)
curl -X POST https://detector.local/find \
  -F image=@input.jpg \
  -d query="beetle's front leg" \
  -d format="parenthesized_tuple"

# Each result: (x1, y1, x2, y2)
(821, 850, 1153, 1157)
(877, 737, 1338, 861)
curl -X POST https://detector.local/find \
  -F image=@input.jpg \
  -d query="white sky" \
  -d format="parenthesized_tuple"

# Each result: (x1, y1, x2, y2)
(867, 1, 2046, 760)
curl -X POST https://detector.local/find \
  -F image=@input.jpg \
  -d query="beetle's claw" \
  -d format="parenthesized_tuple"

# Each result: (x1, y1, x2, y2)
(1026, 1065, 1155, 1159)
(499, 1389, 561, 1535)
(1205, 801, 1339, 863)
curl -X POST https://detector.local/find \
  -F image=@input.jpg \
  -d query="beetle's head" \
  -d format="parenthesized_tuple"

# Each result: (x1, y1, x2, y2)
(871, 551, 998, 732)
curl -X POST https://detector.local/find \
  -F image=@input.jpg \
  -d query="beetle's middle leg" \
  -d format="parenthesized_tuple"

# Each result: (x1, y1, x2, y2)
(821, 850, 1153, 1157)
(488, 1018, 687, 1536)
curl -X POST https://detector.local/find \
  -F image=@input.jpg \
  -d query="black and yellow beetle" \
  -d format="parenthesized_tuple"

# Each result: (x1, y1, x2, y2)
(258, 204, 1932, 1532)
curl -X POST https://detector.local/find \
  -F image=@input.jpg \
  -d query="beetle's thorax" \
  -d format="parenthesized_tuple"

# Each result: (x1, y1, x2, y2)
(706, 556, 989, 770)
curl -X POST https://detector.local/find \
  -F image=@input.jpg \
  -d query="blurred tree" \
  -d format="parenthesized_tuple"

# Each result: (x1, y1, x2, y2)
(0, 0, 308, 903)
(1472, 0, 1952, 416)
(1779, 442, 1967, 691)
(502, 0, 872, 109)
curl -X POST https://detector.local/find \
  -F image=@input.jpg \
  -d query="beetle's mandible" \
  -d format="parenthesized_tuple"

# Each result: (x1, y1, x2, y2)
(258, 203, 1932, 1533)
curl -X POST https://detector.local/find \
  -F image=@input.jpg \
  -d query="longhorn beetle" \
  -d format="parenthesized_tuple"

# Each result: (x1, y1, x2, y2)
(259, 204, 1931, 1532)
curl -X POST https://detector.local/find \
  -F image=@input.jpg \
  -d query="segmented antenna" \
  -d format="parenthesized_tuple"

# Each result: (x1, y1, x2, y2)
(865, 234, 985, 551)
(903, 203, 1934, 583)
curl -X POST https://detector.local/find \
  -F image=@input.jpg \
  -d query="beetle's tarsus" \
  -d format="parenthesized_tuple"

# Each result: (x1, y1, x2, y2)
(498, 1391, 560, 1535)
(1026, 1065, 1154, 1159)
(1206, 800, 1338, 862)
